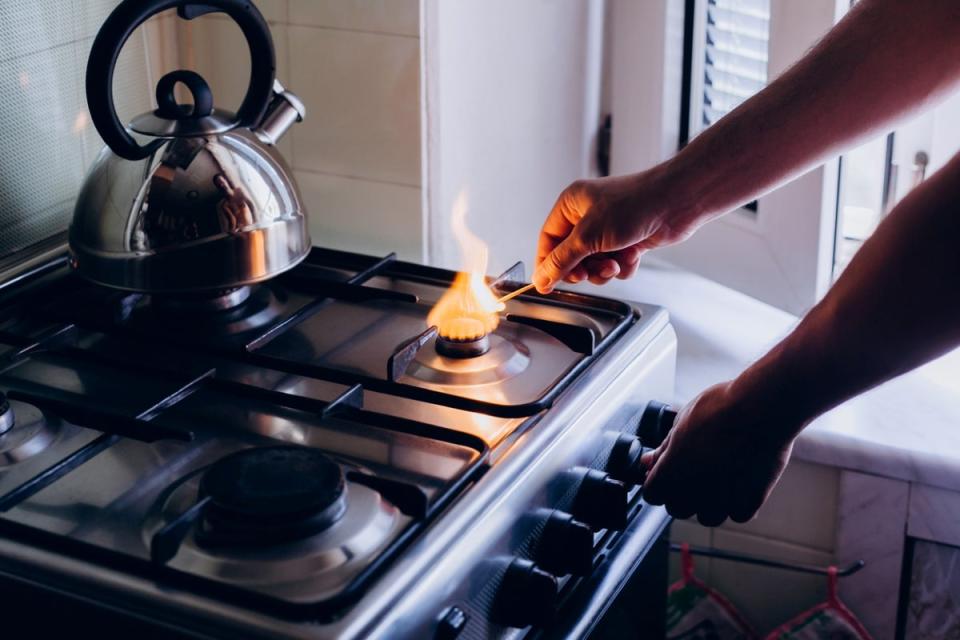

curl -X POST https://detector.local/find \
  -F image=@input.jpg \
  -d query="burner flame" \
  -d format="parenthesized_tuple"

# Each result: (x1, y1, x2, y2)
(427, 192, 504, 341)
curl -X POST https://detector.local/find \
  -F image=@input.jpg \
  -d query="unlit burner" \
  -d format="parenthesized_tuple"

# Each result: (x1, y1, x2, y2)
(150, 286, 252, 314)
(435, 317, 491, 358)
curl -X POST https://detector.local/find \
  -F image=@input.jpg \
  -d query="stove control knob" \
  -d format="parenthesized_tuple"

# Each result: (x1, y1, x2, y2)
(606, 433, 647, 485)
(571, 469, 629, 530)
(493, 558, 558, 628)
(635, 401, 678, 448)
(535, 511, 594, 576)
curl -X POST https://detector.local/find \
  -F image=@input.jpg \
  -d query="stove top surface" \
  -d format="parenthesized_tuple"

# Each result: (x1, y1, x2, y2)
(0, 248, 650, 621)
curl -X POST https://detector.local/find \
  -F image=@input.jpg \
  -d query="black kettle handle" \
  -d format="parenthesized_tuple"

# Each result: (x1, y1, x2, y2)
(86, 0, 276, 161)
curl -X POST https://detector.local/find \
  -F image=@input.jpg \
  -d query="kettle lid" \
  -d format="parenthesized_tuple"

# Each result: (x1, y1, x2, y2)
(128, 69, 237, 138)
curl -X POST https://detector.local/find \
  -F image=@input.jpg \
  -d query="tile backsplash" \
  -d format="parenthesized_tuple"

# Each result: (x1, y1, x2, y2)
(0, 2, 165, 261)
(177, 0, 423, 260)
(0, 0, 423, 268)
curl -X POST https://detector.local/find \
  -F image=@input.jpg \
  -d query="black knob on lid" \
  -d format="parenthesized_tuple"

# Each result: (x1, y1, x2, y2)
(635, 401, 678, 448)
(607, 433, 646, 485)
(493, 558, 558, 628)
(571, 469, 629, 530)
(536, 511, 594, 576)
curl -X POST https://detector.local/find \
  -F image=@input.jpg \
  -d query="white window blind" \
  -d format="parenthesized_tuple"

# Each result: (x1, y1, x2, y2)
(702, 0, 771, 128)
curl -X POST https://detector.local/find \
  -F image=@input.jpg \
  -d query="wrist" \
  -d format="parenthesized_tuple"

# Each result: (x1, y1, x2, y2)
(726, 348, 818, 443)
(647, 155, 712, 233)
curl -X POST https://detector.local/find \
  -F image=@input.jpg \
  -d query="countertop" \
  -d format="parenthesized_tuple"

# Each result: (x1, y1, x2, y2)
(572, 261, 960, 494)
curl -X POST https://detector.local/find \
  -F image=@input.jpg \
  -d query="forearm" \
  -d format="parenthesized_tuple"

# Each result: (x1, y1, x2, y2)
(731, 152, 960, 436)
(665, 0, 960, 227)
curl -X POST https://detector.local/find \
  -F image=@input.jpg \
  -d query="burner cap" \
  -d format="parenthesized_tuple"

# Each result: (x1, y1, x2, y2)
(436, 334, 491, 358)
(198, 446, 347, 545)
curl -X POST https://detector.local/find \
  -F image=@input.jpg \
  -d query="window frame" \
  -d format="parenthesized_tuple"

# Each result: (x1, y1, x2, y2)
(609, 0, 846, 314)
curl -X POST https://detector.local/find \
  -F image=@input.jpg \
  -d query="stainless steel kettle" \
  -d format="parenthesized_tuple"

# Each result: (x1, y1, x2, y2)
(70, 0, 310, 293)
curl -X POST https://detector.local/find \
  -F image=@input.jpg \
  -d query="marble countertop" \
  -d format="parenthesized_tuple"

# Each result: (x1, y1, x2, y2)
(573, 261, 960, 493)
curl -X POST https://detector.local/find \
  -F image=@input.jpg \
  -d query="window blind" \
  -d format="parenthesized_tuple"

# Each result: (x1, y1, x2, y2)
(702, 0, 770, 128)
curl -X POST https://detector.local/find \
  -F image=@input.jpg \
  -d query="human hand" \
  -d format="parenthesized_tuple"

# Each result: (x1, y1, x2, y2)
(639, 382, 802, 526)
(533, 167, 697, 293)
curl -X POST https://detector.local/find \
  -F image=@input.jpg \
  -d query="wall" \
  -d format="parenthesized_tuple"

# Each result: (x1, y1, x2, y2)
(421, 0, 605, 273)
(177, 0, 424, 260)
(0, 1, 167, 261)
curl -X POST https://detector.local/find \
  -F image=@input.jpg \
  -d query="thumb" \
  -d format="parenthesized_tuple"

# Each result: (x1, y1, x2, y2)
(533, 233, 592, 293)
(639, 445, 666, 505)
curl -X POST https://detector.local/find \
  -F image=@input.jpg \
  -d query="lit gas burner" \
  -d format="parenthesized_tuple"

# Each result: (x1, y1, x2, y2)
(426, 191, 504, 362)
(435, 332, 491, 358)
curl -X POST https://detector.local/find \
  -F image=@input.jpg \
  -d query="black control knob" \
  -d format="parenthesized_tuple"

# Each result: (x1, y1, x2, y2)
(571, 469, 629, 530)
(536, 511, 594, 576)
(606, 433, 646, 485)
(635, 401, 677, 448)
(493, 558, 558, 628)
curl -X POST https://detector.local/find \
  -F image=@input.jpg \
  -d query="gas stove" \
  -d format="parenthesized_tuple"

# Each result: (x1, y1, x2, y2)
(0, 247, 677, 639)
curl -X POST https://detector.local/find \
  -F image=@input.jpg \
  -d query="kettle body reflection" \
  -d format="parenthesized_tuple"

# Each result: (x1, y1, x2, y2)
(70, 0, 310, 293)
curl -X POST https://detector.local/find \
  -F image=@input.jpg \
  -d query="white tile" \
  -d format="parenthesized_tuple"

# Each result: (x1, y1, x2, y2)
(252, 0, 288, 24)
(289, 0, 419, 37)
(288, 26, 421, 186)
(836, 470, 909, 640)
(0, 42, 88, 255)
(173, 16, 294, 160)
(904, 540, 960, 639)
(159, 2, 287, 25)
(710, 530, 835, 635)
(720, 460, 839, 552)
(296, 171, 422, 260)
(909, 483, 960, 548)
(177, 17, 290, 112)
(142, 16, 181, 93)
(0, 2, 80, 62)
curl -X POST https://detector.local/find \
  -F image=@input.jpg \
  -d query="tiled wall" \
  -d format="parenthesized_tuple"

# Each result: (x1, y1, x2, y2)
(0, 2, 168, 259)
(178, 0, 423, 260)
(669, 460, 842, 634)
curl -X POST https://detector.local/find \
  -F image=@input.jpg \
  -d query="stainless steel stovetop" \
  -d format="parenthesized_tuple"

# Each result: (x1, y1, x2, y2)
(0, 248, 677, 639)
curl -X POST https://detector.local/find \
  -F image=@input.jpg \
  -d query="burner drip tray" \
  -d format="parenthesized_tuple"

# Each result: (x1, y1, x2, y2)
(409, 335, 530, 386)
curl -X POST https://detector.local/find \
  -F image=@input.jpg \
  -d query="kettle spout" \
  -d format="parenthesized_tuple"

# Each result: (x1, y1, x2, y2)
(255, 80, 306, 145)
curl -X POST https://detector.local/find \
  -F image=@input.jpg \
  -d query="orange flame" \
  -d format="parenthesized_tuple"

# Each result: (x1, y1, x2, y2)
(427, 191, 504, 341)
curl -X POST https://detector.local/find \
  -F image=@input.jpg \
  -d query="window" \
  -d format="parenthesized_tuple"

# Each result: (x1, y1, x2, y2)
(693, 0, 771, 136)
(610, 0, 844, 314)
(682, 0, 772, 211)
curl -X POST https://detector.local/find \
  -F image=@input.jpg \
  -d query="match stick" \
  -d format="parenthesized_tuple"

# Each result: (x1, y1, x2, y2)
(496, 283, 536, 304)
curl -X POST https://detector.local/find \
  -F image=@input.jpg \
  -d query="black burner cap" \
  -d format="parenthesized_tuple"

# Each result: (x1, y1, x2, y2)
(198, 446, 347, 545)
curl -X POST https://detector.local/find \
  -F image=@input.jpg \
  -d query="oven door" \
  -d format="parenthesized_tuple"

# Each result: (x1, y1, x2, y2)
(536, 511, 671, 639)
